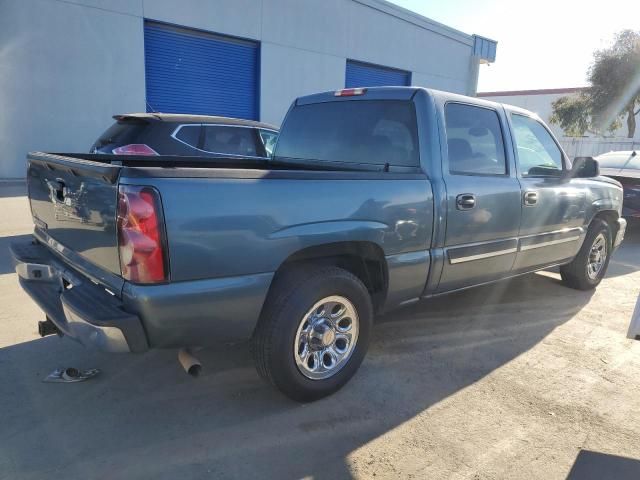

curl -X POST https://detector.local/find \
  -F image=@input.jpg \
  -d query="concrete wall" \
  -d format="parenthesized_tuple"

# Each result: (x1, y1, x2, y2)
(0, 0, 146, 178)
(0, 0, 480, 178)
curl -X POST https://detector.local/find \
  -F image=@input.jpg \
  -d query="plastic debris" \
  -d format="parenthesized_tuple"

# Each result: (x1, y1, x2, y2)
(43, 367, 100, 383)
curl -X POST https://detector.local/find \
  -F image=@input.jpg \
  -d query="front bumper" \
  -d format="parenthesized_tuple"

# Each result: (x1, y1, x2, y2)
(10, 240, 148, 353)
(614, 217, 627, 249)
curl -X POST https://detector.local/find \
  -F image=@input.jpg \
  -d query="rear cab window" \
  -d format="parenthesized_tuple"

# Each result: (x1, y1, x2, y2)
(274, 100, 419, 167)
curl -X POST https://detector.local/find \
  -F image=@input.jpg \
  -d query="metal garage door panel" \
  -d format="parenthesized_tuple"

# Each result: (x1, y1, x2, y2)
(144, 22, 259, 120)
(345, 60, 411, 88)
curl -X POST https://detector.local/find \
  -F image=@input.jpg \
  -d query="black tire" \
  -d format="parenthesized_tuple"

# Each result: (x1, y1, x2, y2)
(251, 265, 373, 402)
(560, 219, 612, 290)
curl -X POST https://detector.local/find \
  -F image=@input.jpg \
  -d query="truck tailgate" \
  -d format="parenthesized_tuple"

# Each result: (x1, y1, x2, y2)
(27, 152, 122, 276)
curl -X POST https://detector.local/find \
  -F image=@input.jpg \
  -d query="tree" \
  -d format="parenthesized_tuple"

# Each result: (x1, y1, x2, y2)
(550, 93, 595, 137)
(551, 30, 640, 138)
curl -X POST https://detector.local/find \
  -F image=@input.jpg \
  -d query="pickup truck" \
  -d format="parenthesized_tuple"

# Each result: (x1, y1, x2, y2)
(12, 87, 626, 401)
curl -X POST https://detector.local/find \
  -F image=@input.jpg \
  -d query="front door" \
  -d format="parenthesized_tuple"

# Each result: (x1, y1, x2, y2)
(508, 112, 586, 272)
(438, 102, 522, 292)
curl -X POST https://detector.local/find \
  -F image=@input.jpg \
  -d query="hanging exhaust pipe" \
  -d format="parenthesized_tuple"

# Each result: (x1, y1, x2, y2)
(178, 348, 202, 377)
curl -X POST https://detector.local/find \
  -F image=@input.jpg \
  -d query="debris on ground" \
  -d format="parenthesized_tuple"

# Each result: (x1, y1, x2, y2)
(43, 368, 100, 383)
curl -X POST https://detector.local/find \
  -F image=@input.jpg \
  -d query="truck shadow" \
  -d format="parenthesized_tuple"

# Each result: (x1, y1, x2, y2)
(0, 270, 596, 479)
(566, 450, 640, 479)
(607, 222, 640, 278)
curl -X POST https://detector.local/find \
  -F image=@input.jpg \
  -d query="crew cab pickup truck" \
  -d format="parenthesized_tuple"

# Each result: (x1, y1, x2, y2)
(12, 87, 626, 401)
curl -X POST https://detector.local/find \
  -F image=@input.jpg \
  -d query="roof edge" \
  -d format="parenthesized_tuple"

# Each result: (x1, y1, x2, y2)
(352, 0, 474, 46)
(478, 87, 587, 97)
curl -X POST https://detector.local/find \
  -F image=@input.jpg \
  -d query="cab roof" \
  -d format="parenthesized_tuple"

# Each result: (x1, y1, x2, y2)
(295, 86, 537, 118)
(113, 113, 278, 131)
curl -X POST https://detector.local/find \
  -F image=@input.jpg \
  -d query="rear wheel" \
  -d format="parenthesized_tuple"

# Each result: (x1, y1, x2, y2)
(560, 219, 612, 290)
(252, 266, 373, 402)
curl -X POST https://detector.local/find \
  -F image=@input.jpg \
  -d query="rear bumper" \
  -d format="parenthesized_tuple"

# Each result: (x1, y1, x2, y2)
(10, 240, 148, 353)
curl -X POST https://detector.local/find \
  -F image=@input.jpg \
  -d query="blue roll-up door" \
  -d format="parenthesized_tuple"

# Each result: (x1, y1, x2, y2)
(144, 22, 259, 120)
(345, 60, 411, 88)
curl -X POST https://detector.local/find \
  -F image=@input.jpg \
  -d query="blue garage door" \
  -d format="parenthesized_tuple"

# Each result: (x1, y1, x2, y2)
(144, 22, 259, 120)
(345, 60, 411, 88)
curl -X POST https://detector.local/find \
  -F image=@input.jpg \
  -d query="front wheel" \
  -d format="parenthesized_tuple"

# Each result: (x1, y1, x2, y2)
(251, 266, 373, 402)
(560, 219, 612, 290)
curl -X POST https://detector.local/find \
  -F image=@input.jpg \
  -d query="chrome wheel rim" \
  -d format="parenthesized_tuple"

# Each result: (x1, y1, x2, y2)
(587, 233, 607, 280)
(294, 295, 359, 380)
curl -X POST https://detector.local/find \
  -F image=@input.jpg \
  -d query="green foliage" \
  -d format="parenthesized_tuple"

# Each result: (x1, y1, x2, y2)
(551, 30, 640, 138)
(550, 93, 593, 136)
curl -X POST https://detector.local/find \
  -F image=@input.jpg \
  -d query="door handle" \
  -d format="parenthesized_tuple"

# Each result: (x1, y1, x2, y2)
(456, 193, 476, 210)
(524, 191, 538, 206)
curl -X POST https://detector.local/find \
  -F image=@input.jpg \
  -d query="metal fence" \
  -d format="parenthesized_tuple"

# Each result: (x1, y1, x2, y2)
(559, 138, 640, 158)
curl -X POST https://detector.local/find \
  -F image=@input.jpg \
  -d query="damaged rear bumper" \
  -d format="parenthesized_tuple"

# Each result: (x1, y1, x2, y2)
(10, 240, 148, 353)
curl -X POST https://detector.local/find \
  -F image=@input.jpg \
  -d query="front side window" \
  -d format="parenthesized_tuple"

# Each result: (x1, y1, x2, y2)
(511, 114, 564, 176)
(444, 103, 507, 175)
(203, 126, 258, 156)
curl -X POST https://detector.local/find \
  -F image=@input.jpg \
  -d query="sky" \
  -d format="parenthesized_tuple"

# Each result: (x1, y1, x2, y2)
(389, 0, 640, 93)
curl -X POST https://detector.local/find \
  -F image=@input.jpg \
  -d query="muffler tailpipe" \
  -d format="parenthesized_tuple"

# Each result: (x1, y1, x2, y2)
(178, 348, 202, 377)
(38, 317, 60, 337)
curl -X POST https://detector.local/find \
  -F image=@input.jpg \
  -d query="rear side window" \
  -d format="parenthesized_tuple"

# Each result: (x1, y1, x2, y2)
(202, 126, 259, 156)
(173, 125, 201, 148)
(259, 130, 278, 157)
(444, 103, 506, 175)
(274, 100, 419, 167)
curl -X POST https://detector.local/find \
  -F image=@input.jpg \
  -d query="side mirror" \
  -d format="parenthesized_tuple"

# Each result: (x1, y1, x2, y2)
(570, 156, 600, 178)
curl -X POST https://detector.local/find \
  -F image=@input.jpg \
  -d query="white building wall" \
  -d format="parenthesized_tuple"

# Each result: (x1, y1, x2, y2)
(0, 0, 482, 178)
(480, 92, 569, 138)
(480, 90, 640, 157)
(0, 0, 146, 178)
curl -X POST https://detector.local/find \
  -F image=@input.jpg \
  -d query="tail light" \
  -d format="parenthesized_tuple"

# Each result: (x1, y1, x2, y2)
(112, 144, 159, 156)
(117, 185, 167, 283)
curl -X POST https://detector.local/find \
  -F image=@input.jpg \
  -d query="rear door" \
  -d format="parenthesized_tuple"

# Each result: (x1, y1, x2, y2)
(508, 113, 586, 271)
(437, 102, 521, 292)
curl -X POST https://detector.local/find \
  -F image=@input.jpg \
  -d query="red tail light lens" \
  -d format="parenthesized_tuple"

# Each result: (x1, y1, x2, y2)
(117, 185, 167, 283)
(112, 144, 159, 156)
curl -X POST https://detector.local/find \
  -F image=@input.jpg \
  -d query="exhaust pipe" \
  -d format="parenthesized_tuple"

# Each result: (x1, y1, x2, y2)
(178, 348, 202, 377)
(38, 317, 60, 337)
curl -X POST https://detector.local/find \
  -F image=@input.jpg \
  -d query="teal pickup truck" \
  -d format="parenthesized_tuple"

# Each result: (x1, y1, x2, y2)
(12, 87, 626, 401)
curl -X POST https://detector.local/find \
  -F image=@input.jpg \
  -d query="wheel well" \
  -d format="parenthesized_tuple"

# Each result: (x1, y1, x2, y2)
(592, 210, 619, 237)
(274, 242, 388, 312)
